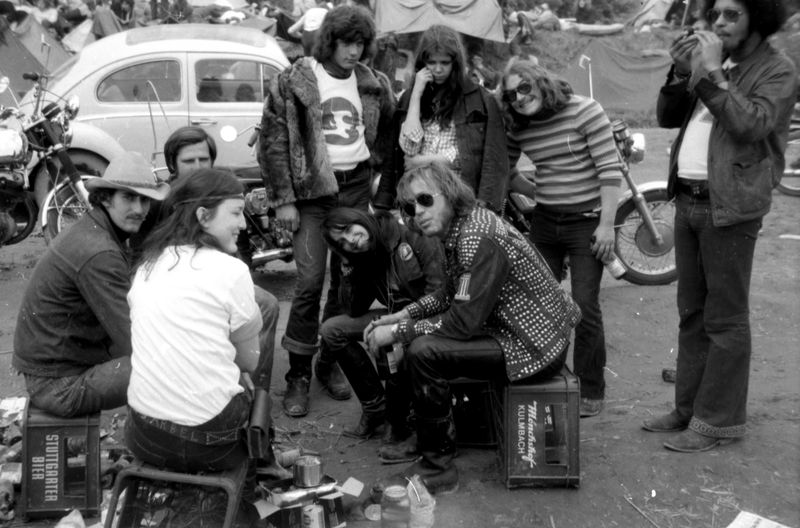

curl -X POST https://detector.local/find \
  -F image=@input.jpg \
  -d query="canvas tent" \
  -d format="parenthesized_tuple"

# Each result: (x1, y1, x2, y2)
(628, 0, 677, 28)
(562, 40, 672, 114)
(375, 0, 504, 42)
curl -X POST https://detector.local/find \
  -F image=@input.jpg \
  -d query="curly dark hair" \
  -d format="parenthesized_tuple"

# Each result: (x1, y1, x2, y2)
(499, 59, 574, 132)
(312, 5, 375, 64)
(700, 0, 788, 38)
(137, 168, 243, 273)
(412, 24, 470, 127)
(163, 126, 217, 177)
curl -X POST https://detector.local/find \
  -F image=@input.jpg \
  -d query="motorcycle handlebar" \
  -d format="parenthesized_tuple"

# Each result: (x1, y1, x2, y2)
(23, 72, 41, 82)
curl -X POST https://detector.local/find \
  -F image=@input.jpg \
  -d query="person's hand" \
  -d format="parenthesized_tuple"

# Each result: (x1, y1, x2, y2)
(240, 371, 255, 395)
(412, 67, 433, 97)
(693, 30, 723, 73)
(669, 30, 698, 76)
(590, 225, 615, 263)
(365, 324, 396, 355)
(363, 310, 408, 343)
(274, 203, 300, 233)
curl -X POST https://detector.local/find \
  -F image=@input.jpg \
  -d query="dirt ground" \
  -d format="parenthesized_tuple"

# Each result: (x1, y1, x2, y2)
(1, 129, 798, 528)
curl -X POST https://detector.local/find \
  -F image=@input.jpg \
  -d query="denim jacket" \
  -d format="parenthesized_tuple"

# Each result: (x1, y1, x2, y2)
(388, 80, 510, 212)
(657, 40, 798, 226)
(13, 208, 133, 377)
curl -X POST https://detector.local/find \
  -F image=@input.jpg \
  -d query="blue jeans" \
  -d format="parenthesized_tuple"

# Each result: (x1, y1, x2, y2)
(530, 207, 606, 399)
(673, 193, 760, 438)
(125, 392, 251, 473)
(253, 285, 280, 392)
(24, 356, 130, 417)
(281, 171, 372, 380)
(320, 310, 411, 431)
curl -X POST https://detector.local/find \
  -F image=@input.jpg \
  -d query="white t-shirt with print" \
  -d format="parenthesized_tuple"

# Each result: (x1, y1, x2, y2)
(127, 245, 262, 426)
(312, 58, 371, 171)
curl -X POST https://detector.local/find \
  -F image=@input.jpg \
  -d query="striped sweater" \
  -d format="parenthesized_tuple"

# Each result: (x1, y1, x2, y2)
(507, 95, 623, 211)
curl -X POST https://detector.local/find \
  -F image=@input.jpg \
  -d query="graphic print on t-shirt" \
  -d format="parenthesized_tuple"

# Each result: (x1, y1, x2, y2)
(322, 97, 360, 145)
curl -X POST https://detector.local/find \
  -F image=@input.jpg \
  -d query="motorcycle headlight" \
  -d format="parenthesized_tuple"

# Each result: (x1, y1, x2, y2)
(0, 128, 28, 164)
(65, 95, 80, 120)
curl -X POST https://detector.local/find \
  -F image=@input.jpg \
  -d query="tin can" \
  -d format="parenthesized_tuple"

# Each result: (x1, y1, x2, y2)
(302, 504, 325, 528)
(293, 455, 323, 488)
(603, 255, 627, 279)
(381, 484, 410, 527)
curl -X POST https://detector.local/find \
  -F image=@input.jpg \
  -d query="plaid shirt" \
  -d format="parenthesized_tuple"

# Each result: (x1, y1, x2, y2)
(399, 119, 461, 172)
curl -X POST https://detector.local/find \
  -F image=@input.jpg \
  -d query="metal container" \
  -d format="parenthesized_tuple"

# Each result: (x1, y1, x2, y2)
(301, 503, 325, 528)
(293, 455, 323, 488)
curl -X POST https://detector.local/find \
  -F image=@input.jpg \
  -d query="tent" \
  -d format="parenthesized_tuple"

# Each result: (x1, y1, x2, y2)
(10, 14, 70, 71)
(375, 0, 504, 42)
(61, 18, 95, 53)
(0, 16, 55, 107)
(628, 0, 676, 28)
(561, 40, 672, 115)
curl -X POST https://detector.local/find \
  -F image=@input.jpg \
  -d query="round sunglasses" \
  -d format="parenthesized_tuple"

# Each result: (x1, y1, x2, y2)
(401, 192, 441, 217)
(502, 80, 533, 103)
(706, 8, 744, 23)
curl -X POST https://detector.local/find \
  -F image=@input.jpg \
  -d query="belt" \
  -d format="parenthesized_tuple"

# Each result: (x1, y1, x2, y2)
(676, 178, 710, 200)
(334, 161, 369, 185)
(130, 408, 242, 446)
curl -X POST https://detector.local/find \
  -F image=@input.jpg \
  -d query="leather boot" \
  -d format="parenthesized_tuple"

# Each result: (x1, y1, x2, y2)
(378, 432, 419, 464)
(314, 349, 352, 400)
(344, 397, 386, 439)
(282, 377, 310, 417)
(394, 414, 458, 494)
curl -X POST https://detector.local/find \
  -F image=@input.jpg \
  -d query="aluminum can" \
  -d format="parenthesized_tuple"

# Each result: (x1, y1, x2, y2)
(381, 484, 410, 527)
(604, 255, 627, 279)
(302, 504, 325, 528)
(293, 455, 323, 488)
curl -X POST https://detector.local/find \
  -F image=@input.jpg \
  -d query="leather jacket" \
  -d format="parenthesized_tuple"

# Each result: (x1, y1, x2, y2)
(658, 40, 798, 226)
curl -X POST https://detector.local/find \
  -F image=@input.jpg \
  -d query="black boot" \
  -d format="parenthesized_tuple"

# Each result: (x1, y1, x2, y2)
(344, 397, 386, 439)
(395, 414, 458, 494)
(315, 346, 352, 400)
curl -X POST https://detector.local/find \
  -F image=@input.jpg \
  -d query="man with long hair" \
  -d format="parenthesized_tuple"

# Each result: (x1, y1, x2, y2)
(643, 0, 797, 452)
(258, 4, 396, 417)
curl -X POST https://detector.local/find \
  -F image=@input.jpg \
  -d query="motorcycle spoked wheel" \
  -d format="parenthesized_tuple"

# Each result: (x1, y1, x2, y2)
(4, 195, 39, 246)
(43, 180, 90, 244)
(614, 188, 677, 286)
(777, 140, 800, 196)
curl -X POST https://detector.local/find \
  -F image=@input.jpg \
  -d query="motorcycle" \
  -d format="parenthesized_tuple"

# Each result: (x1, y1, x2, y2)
(0, 73, 91, 247)
(505, 119, 677, 286)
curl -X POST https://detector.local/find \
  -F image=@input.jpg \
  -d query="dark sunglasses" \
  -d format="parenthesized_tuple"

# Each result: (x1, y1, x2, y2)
(401, 192, 441, 217)
(706, 7, 744, 23)
(502, 81, 533, 103)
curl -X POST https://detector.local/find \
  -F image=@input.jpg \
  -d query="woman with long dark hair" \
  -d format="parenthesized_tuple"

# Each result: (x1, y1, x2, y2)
(388, 24, 509, 213)
(126, 168, 279, 481)
(319, 207, 443, 462)
(499, 59, 624, 419)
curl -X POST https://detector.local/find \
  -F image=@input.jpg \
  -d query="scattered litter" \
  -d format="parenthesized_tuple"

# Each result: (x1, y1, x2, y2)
(604, 367, 619, 377)
(54, 508, 86, 528)
(777, 234, 800, 240)
(725, 511, 792, 528)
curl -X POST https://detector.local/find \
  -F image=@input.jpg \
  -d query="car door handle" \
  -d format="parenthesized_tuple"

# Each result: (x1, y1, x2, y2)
(191, 118, 218, 125)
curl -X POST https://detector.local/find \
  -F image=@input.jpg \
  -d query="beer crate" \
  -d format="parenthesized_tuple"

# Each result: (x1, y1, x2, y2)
(19, 403, 101, 519)
(450, 378, 498, 447)
(494, 366, 580, 488)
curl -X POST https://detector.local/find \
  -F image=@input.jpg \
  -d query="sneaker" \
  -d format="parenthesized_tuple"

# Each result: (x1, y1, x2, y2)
(314, 359, 352, 400)
(282, 377, 310, 417)
(579, 397, 603, 418)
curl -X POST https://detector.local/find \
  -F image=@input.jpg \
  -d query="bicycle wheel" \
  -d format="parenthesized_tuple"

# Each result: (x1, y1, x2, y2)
(614, 188, 677, 286)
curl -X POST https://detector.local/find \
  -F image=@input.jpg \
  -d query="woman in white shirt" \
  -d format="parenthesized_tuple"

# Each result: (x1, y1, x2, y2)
(126, 168, 264, 474)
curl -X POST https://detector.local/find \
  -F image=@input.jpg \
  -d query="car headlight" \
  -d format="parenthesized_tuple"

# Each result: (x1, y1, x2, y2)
(65, 95, 80, 120)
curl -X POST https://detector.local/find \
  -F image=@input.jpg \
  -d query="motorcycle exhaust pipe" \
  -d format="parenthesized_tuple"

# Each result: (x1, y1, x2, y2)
(250, 247, 294, 267)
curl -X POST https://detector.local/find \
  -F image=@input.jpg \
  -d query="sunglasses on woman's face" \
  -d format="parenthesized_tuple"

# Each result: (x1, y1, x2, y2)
(401, 192, 441, 217)
(706, 7, 744, 23)
(502, 81, 533, 103)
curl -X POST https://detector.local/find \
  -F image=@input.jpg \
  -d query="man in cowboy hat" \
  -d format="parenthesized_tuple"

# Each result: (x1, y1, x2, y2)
(13, 152, 169, 417)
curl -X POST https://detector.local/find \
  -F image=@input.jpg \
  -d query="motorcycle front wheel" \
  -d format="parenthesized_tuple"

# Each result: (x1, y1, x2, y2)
(42, 178, 90, 244)
(614, 188, 677, 286)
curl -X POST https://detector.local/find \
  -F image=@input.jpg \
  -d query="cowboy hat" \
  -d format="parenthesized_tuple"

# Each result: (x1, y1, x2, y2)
(84, 152, 170, 201)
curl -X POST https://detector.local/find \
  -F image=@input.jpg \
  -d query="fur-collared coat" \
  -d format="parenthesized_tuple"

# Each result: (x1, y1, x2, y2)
(257, 57, 396, 209)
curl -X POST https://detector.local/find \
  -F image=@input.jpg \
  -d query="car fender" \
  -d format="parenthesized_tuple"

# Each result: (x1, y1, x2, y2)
(26, 121, 125, 177)
(617, 180, 669, 205)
